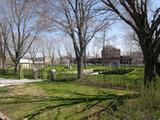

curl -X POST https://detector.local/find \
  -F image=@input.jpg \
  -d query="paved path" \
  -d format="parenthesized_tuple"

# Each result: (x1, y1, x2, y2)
(0, 78, 42, 87)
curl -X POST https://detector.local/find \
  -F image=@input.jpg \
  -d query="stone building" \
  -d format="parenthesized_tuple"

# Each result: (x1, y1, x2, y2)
(131, 52, 143, 65)
(35, 57, 51, 64)
(120, 56, 132, 65)
(101, 45, 121, 66)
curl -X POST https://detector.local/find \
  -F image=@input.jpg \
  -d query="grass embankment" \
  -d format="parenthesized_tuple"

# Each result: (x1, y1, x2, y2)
(99, 81, 160, 120)
(0, 81, 136, 120)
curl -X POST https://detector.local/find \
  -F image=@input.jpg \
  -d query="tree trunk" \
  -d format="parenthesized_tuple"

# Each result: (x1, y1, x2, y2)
(69, 59, 72, 70)
(84, 55, 87, 69)
(2, 60, 5, 69)
(32, 60, 35, 65)
(60, 58, 63, 65)
(0, 58, 2, 68)
(83, 48, 87, 69)
(2, 58, 6, 75)
(77, 55, 84, 79)
(14, 62, 19, 76)
(51, 59, 54, 67)
(144, 55, 156, 86)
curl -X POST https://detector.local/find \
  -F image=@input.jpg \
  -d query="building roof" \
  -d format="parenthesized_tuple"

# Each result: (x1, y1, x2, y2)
(20, 59, 33, 64)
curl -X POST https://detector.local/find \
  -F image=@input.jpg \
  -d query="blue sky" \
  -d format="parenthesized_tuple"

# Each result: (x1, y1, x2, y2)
(87, 20, 132, 57)
(106, 21, 133, 54)
(26, 0, 160, 58)
(97, 0, 160, 55)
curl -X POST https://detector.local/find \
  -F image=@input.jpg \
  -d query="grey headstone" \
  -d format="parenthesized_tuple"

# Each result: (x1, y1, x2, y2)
(50, 69, 56, 81)
(32, 68, 38, 79)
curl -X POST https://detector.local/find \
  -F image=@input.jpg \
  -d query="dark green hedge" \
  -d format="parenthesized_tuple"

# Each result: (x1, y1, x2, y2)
(94, 68, 134, 75)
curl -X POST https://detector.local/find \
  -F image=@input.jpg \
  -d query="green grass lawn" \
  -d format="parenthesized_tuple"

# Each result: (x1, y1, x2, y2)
(0, 81, 136, 120)
(0, 65, 144, 89)
(1, 65, 155, 120)
(0, 65, 159, 120)
(0, 87, 8, 93)
(83, 67, 144, 89)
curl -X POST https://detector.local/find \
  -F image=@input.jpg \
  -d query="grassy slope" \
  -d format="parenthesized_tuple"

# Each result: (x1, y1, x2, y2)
(100, 81, 160, 120)
(0, 65, 143, 119)
(0, 81, 135, 120)
(83, 67, 144, 89)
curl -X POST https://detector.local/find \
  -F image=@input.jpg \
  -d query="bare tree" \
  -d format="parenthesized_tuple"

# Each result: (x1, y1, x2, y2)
(123, 30, 141, 56)
(46, 41, 55, 66)
(41, 0, 111, 79)
(92, 38, 103, 58)
(102, 0, 160, 85)
(28, 40, 40, 65)
(57, 47, 63, 66)
(0, 23, 8, 69)
(35, 38, 47, 66)
(83, 47, 87, 69)
(96, 28, 109, 57)
(63, 39, 74, 69)
(50, 47, 55, 66)
(41, 48, 46, 65)
(0, 0, 41, 74)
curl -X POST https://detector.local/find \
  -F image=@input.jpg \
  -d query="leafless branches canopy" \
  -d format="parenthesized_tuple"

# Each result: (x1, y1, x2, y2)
(0, 0, 41, 74)
(0, 0, 159, 83)
(0, 23, 8, 69)
(102, 0, 160, 85)
(41, 0, 112, 78)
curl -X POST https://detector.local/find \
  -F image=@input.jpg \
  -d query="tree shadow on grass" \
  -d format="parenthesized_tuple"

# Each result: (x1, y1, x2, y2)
(44, 78, 76, 83)
(19, 93, 139, 120)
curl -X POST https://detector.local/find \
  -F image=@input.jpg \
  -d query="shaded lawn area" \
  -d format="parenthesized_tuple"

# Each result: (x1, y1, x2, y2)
(0, 81, 137, 120)
(0, 87, 8, 93)
(0, 75, 15, 79)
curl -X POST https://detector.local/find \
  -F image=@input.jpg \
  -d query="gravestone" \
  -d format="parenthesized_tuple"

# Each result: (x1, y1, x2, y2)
(50, 69, 56, 81)
(68, 63, 72, 70)
(32, 68, 38, 79)
(19, 65, 23, 79)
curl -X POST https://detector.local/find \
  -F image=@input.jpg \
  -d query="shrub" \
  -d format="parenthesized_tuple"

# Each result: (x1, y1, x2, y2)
(0, 68, 14, 76)
(23, 69, 32, 79)
(95, 68, 134, 75)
